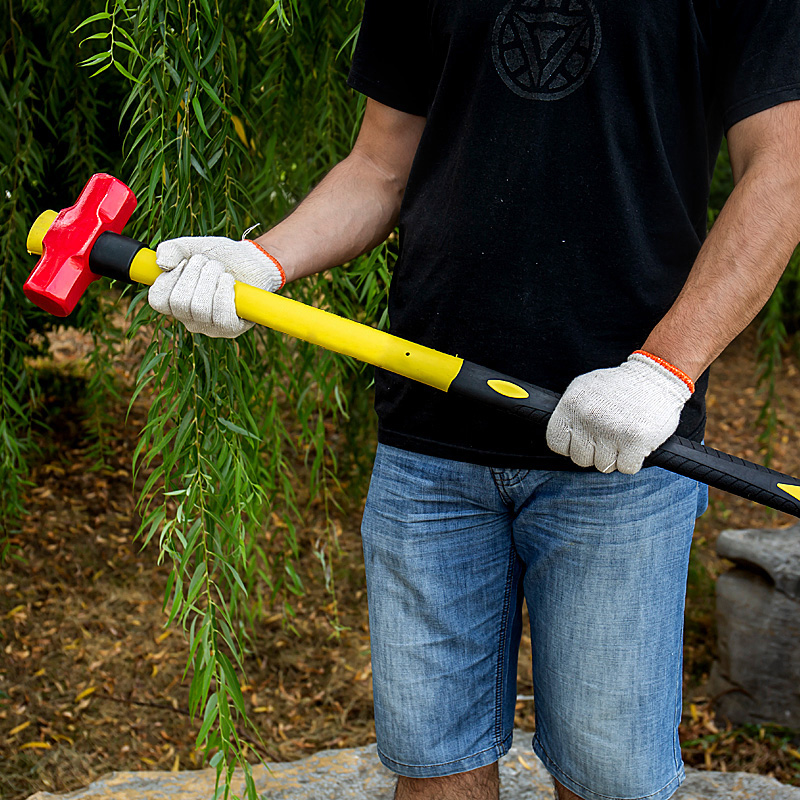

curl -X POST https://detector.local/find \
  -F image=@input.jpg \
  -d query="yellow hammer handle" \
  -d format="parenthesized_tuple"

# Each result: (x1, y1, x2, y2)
(130, 248, 464, 392)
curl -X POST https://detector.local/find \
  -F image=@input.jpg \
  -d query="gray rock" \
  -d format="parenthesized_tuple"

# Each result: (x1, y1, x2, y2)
(715, 523, 800, 601)
(26, 731, 800, 800)
(680, 769, 800, 800)
(708, 524, 800, 727)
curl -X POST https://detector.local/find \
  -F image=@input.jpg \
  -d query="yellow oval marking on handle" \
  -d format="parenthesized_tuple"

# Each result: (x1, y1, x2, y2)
(487, 379, 529, 399)
(777, 483, 800, 502)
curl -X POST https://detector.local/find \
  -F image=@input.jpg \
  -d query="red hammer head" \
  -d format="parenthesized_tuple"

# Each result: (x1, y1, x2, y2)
(24, 174, 137, 317)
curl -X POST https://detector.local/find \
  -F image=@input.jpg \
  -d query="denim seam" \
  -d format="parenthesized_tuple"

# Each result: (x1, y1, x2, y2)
(533, 734, 685, 800)
(672, 619, 686, 772)
(377, 730, 513, 770)
(490, 469, 513, 505)
(504, 468, 530, 487)
(492, 468, 529, 489)
(491, 468, 530, 506)
(493, 540, 517, 749)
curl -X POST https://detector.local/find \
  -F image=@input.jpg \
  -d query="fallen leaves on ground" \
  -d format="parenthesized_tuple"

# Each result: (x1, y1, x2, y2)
(1, 324, 799, 800)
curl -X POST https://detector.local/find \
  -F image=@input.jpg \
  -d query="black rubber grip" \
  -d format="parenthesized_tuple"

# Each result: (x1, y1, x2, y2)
(89, 231, 146, 283)
(448, 361, 800, 517)
(449, 361, 561, 425)
(643, 437, 800, 516)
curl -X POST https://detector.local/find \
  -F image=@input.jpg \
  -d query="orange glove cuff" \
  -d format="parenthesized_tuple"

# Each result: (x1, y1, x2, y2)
(632, 350, 695, 394)
(248, 240, 286, 289)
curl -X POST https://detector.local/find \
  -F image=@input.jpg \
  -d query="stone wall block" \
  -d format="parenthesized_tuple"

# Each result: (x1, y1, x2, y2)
(708, 523, 800, 727)
(25, 732, 800, 800)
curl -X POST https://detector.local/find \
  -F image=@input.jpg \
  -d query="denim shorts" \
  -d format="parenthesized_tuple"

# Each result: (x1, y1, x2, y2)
(360, 444, 707, 800)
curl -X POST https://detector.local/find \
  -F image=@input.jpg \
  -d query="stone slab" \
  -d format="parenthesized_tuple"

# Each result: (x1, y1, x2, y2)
(26, 731, 800, 800)
(707, 568, 800, 726)
(716, 523, 800, 600)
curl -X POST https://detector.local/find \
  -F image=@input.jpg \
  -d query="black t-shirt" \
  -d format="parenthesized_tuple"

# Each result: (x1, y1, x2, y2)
(348, 0, 800, 469)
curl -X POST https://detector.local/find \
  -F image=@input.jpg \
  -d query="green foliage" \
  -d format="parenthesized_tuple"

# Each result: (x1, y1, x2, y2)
(6, 0, 798, 794)
(73, 1, 378, 795)
(4, 0, 379, 792)
(0, 0, 124, 548)
(0, 2, 48, 550)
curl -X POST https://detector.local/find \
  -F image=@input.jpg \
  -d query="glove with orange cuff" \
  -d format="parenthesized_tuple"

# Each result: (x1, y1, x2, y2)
(546, 350, 695, 474)
(148, 236, 286, 338)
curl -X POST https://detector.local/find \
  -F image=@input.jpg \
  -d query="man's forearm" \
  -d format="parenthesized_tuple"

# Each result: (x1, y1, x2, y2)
(254, 149, 406, 285)
(642, 163, 800, 382)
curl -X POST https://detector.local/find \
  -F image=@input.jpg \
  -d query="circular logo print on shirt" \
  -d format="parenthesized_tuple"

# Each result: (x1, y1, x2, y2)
(492, 0, 602, 101)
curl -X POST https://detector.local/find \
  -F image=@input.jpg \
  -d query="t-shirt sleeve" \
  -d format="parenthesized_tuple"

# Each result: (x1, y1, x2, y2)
(715, 0, 800, 132)
(347, 0, 437, 117)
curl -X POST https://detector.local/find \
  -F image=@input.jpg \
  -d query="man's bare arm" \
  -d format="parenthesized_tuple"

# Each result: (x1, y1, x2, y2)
(641, 100, 800, 381)
(254, 99, 426, 284)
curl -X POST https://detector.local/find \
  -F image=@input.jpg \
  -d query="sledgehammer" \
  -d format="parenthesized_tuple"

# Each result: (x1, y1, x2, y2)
(24, 173, 800, 517)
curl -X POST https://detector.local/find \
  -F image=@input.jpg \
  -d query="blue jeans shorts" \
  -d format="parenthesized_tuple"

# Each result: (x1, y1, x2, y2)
(360, 444, 707, 800)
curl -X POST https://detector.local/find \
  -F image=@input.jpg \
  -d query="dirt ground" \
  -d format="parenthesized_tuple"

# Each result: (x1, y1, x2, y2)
(2, 322, 800, 800)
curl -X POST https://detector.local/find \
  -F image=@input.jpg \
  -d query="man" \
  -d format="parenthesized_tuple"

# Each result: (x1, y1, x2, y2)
(149, 1, 800, 798)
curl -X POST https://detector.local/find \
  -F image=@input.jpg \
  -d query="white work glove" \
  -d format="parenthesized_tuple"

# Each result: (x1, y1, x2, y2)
(546, 351, 694, 474)
(149, 236, 285, 338)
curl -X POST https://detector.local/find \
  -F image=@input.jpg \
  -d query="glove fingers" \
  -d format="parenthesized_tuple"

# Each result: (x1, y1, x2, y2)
(211, 273, 252, 338)
(616, 448, 648, 475)
(155, 237, 198, 271)
(187, 258, 225, 328)
(545, 413, 571, 458)
(594, 442, 618, 474)
(148, 264, 184, 317)
(568, 433, 596, 469)
(156, 236, 234, 270)
(547, 410, 596, 469)
(168, 255, 209, 322)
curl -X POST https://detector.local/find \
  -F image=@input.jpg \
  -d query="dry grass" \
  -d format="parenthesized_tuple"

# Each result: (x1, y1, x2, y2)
(2, 323, 799, 799)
